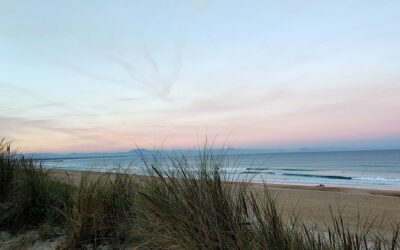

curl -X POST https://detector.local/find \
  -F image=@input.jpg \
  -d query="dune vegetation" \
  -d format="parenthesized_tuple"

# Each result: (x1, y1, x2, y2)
(0, 139, 399, 249)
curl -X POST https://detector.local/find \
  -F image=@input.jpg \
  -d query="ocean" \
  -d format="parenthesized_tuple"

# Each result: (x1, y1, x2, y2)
(43, 149, 400, 190)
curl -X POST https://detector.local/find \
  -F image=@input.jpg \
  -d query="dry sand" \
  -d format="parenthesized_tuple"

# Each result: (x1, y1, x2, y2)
(49, 169, 400, 233)
(0, 230, 65, 250)
(250, 183, 400, 233)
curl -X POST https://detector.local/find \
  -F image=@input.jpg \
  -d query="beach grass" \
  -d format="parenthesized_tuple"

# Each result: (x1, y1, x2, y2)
(0, 139, 15, 202)
(0, 143, 74, 232)
(133, 150, 252, 249)
(65, 170, 137, 248)
(0, 140, 399, 249)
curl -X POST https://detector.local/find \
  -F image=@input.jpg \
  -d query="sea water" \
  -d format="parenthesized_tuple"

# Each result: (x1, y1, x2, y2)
(43, 150, 400, 190)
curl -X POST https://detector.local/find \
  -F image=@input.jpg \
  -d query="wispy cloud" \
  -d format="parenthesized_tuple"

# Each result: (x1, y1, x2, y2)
(103, 45, 182, 99)
(36, 46, 183, 100)
(0, 81, 93, 117)
(143, 47, 182, 98)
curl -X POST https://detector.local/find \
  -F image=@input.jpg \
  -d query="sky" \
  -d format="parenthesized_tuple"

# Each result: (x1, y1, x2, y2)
(1, 0, 400, 152)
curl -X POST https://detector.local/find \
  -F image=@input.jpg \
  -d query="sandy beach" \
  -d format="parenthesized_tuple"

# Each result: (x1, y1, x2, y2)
(49, 168, 400, 233)
(251, 183, 400, 233)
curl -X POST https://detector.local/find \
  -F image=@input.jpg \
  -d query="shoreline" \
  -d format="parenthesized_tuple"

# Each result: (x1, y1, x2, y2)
(250, 180, 400, 193)
(48, 167, 400, 194)
(49, 168, 400, 232)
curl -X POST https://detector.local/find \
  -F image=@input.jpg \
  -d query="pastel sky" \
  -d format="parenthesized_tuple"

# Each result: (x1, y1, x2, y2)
(1, 0, 400, 152)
